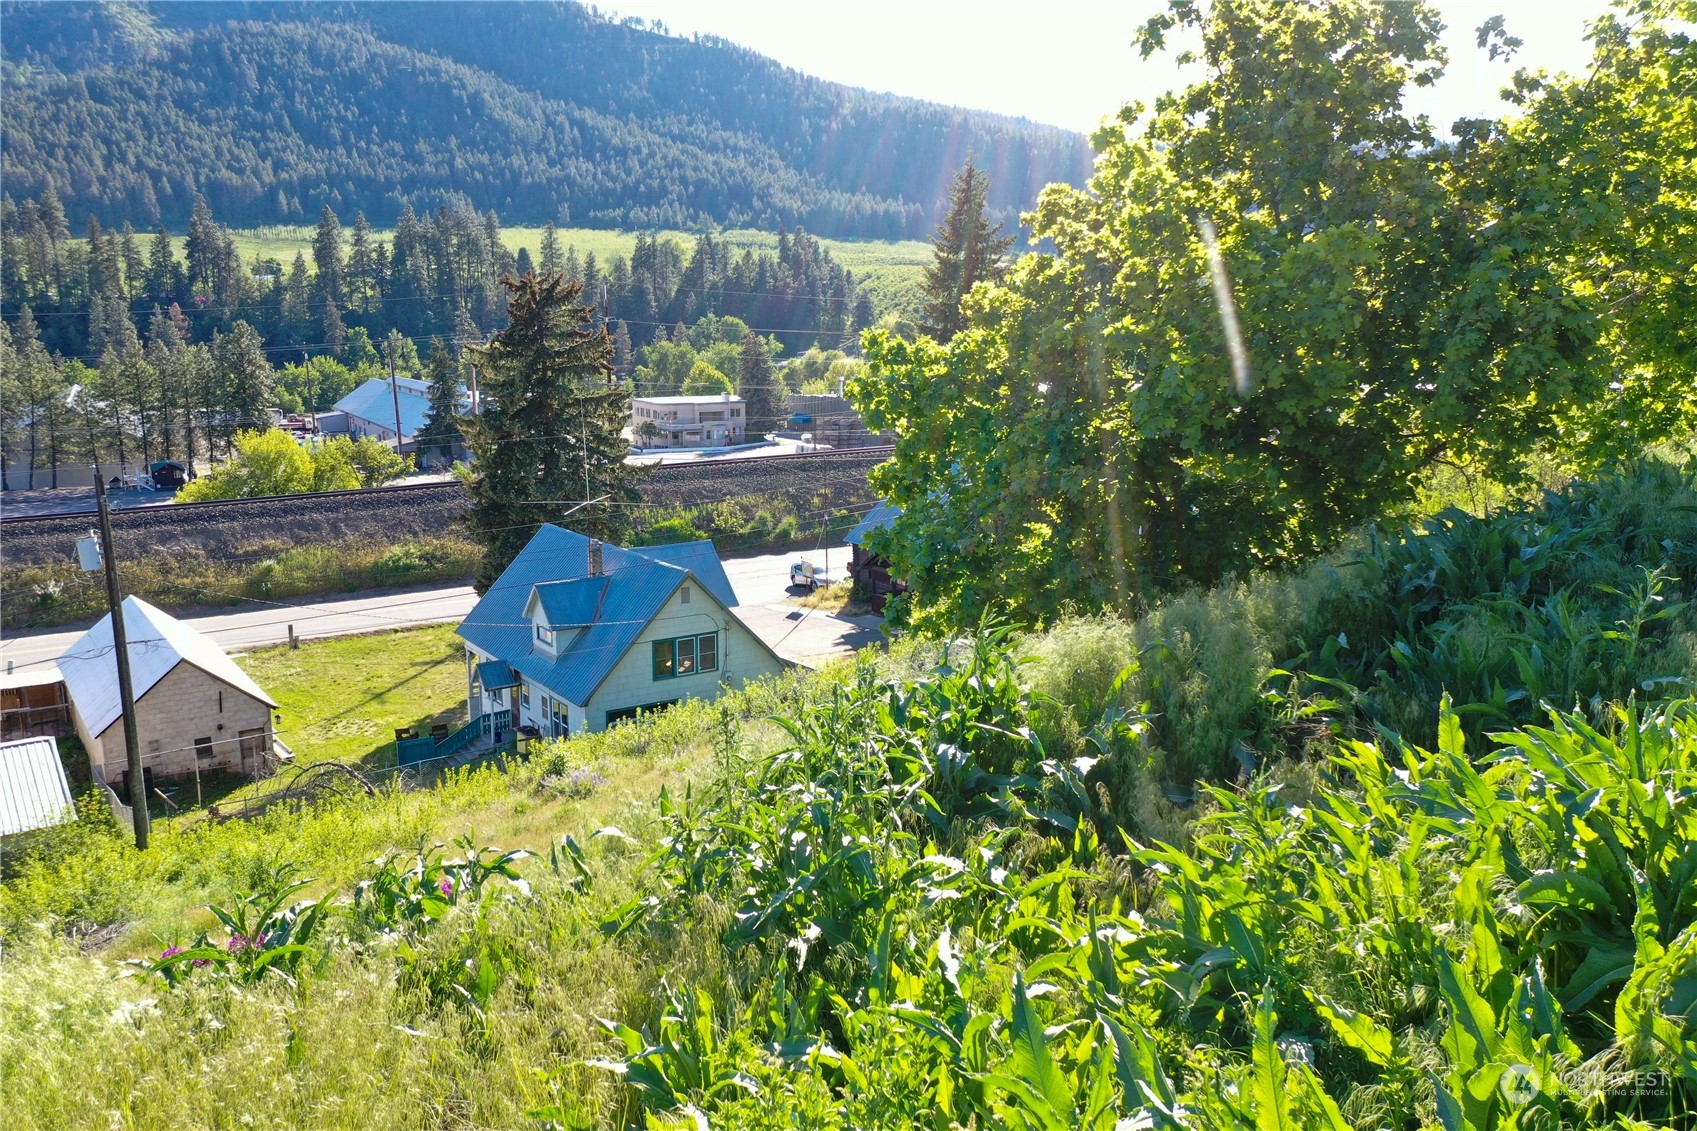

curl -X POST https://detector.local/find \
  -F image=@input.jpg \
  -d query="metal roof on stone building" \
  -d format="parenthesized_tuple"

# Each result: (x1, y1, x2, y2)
(0, 736, 75, 837)
(57, 597, 278, 739)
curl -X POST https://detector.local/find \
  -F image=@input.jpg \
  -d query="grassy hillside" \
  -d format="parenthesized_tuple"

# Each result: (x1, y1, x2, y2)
(3, 461, 1693, 1128)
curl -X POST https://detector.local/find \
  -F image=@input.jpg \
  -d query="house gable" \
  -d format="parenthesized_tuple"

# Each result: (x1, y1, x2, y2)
(584, 579, 785, 725)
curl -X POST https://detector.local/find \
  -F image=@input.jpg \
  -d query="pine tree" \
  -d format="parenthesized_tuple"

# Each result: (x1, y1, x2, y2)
(346, 211, 375, 312)
(919, 159, 1015, 341)
(184, 194, 221, 300)
(737, 329, 786, 436)
(414, 340, 464, 468)
(323, 299, 347, 357)
(146, 228, 179, 303)
(461, 273, 639, 589)
(312, 204, 344, 304)
(612, 320, 633, 377)
(540, 223, 563, 275)
(37, 185, 66, 296)
(211, 320, 275, 447)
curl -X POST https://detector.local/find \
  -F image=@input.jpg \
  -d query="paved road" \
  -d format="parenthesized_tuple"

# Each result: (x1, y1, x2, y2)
(0, 545, 865, 678)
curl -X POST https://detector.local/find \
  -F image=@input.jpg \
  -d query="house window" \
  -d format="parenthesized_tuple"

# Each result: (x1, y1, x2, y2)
(520, 681, 530, 709)
(681, 586, 691, 605)
(652, 633, 719, 680)
(535, 624, 555, 647)
(194, 737, 215, 761)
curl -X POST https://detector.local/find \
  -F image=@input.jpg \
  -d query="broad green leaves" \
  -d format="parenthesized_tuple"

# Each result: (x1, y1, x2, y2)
(857, 0, 1696, 632)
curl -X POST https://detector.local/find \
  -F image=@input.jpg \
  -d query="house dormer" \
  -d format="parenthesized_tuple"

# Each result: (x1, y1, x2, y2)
(523, 575, 610, 657)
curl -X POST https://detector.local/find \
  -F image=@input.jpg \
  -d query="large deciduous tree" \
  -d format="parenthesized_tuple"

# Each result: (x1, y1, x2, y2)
(461, 273, 638, 589)
(854, 0, 1696, 631)
(919, 159, 1015, 342)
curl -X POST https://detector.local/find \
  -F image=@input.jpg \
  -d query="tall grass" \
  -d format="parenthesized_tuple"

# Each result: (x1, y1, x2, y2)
(3, 535, 480, 629)
(3, 463, 1693, 1129)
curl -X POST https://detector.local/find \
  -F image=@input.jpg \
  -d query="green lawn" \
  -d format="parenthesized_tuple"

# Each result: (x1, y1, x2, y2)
(235, 624, 470, 770)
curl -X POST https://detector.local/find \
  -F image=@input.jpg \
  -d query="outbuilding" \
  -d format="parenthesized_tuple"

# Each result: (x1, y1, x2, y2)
(0, 736, 76, 837)
(57, 597, 281, 796)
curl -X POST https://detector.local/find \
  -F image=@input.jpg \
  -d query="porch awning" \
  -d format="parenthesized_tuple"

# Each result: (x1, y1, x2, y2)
(474, 660, 519, 691)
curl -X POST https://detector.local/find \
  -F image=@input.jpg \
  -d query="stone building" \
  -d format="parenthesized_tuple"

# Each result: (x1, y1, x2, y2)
(57, 597, 280, 796)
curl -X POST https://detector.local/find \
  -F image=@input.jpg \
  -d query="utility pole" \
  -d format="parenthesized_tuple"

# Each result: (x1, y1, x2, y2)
(93, 472, 150, 849)
(387, 339, 405, 453)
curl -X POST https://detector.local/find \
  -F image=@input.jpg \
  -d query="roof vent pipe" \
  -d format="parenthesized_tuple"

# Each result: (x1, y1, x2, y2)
(588, 538, 603, 577)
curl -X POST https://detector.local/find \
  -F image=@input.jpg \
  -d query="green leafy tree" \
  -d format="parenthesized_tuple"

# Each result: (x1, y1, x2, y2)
(919, 158, 1015, 342)
(682, 358, 733, 395)
(276, 356, 357, 415)
(176, 429, 325, 500)
(461, 273, 639, 590)
(856, 0, 1691, 631)
(634, 337, 697, 396)
(346, 434, 411, 487)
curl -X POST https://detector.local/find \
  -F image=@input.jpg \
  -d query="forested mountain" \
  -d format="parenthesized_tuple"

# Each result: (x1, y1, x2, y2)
(0, 1, 1091, 239)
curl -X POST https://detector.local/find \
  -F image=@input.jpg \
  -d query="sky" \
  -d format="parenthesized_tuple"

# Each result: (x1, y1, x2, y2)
(611, 1, 1615, 136)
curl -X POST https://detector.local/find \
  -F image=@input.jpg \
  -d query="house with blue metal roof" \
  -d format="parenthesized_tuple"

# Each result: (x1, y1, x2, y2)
(456, 525, 786, 736)
(845, 501, 905, 613)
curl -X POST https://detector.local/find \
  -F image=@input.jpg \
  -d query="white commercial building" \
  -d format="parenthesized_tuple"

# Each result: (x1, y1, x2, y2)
(631, 394, 746, 448)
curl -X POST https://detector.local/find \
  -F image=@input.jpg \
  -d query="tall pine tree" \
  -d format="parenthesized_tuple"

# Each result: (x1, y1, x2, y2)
(919, 159, 1015, 342)
(461, 273, 638, 590)
(415, 339, 464, 468)
(737, 329, 786, 437)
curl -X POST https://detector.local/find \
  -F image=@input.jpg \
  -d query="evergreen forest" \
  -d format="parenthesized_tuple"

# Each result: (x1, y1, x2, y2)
(0, 0, 1090, 239)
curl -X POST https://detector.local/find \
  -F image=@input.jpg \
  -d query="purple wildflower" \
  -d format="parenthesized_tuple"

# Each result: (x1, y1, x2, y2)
(192, 958, 212, 968)
(438, 876, 455, 898)
(227, 934, 251, 954)
(160, 945, 183, 960)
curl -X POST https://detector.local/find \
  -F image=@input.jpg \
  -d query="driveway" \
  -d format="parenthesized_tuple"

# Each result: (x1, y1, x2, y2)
(732, 603, 886, 669)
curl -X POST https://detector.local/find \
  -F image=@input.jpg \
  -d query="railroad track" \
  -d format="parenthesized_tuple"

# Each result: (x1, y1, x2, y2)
(0, 446, 893, 525)
(0, 447, 891, 568)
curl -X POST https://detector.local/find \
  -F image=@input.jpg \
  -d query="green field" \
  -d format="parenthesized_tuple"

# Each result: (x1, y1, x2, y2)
(237, 624, 471, 769)
(201, 225, 931, 318)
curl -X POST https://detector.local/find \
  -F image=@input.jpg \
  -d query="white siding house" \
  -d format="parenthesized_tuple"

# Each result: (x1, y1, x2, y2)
(457, 526, 785, 736)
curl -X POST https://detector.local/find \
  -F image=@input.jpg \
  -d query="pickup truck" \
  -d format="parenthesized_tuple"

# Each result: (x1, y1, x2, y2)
(789, 558, 835, 591)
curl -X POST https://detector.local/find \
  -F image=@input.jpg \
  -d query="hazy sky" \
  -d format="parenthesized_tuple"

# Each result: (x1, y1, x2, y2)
(612, 1, 1615, 135)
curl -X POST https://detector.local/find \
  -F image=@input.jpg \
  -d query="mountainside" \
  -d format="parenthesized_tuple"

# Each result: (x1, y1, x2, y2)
(0, 1, 1092, 239)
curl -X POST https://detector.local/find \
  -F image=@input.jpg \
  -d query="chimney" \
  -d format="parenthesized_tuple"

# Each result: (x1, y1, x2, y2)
(587, 538, 603, 577)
